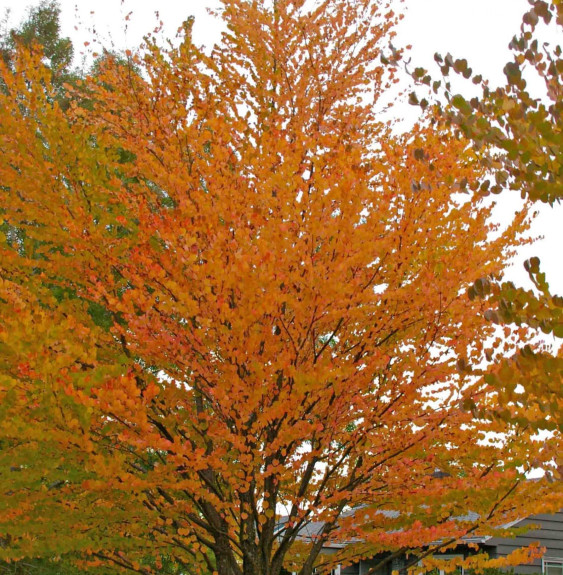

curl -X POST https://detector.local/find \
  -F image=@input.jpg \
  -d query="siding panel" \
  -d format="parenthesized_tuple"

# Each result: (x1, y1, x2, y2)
(488, 511, 563, 574)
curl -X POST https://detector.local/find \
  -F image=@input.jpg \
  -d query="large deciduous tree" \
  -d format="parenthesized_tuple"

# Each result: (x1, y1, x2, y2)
(0, 1, 560, 574)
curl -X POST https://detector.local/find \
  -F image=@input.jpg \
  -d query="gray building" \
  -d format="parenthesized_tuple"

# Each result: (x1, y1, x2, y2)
(485, 511, 563, 575)
(283, 510, 563, 575)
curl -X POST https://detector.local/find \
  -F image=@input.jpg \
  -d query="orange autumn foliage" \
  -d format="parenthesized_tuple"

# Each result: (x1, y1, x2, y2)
(0, 1, 560, 575)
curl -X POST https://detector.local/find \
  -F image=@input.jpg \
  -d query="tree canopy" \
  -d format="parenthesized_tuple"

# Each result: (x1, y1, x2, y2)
(0, 1, 561, 575)
(410, 0, 562, 437)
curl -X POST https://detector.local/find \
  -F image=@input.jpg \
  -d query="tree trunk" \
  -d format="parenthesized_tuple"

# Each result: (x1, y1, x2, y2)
(215, 549, 240, 575)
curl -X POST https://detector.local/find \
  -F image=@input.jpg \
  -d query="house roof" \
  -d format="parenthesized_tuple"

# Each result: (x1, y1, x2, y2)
(275, 508, 515, 549)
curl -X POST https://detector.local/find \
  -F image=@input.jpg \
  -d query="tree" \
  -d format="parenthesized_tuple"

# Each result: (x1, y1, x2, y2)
(0, 1, 560, 575)
(410, 0, 562, 437)
(0, 6, 93, 574)
(0, 0, 77, 104)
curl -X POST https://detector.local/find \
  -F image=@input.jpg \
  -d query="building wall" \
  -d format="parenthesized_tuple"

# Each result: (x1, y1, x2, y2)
(488, 511, 563, 575)
(358, 556, 390, 575)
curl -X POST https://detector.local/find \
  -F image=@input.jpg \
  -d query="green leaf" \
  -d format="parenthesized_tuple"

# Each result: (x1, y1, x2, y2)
(452, 94, 471, 114)
(503, 61, 522, 84)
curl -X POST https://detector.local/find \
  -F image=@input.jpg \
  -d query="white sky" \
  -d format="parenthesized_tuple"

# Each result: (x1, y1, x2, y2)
(1, 0, 561, 299)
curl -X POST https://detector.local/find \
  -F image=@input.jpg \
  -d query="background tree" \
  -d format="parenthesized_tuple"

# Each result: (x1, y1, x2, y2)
(0, 1, 561, 575)
(410, 0, 562, 437)
(0, 0, 77, 104)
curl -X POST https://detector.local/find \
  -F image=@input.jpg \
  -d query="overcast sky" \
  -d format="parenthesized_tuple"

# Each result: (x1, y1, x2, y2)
(1, 0, 561, 302)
